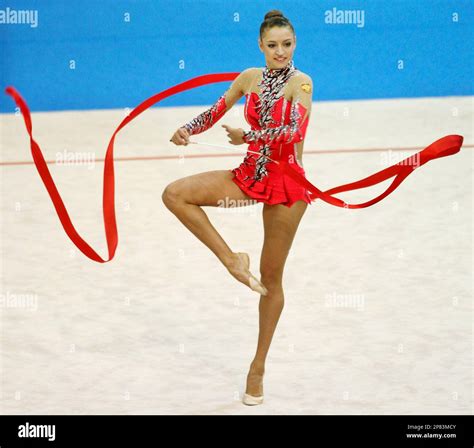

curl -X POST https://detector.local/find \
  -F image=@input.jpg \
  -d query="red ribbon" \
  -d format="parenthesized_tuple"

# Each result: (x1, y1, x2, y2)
(280, 133, 463, 208)
(4, 74, 464, 262)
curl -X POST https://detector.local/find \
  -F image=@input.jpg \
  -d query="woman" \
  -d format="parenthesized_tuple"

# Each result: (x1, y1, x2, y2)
(165, 10, 311, 406)
(5, 4, 464, 413)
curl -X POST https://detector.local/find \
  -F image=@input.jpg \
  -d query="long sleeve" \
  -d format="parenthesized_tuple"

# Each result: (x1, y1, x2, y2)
(180, 69, 250, 136)
(242, 98, 309, 145)
(181, 93, 228, 136)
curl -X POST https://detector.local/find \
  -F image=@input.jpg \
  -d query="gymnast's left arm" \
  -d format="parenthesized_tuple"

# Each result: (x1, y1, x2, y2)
(242, 73, 313, 145)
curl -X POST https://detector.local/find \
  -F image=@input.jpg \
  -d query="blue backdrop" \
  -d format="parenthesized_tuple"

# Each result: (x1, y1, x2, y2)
(1, 0, 472, 112)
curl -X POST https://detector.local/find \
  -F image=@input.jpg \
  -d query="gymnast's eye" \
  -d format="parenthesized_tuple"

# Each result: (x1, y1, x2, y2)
(268, 43, 292, 48)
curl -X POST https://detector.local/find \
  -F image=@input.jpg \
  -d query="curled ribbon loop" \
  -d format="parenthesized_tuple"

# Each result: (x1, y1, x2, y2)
(4, 73, 464, 262)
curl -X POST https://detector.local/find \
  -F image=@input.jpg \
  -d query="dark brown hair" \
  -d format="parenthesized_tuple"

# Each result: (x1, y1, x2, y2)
(260, 10, 295, 39)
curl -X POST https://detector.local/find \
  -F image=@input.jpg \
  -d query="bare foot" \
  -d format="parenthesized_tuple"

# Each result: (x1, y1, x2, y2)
(245, 362, 265, 397)
(226, 252, 268, 296)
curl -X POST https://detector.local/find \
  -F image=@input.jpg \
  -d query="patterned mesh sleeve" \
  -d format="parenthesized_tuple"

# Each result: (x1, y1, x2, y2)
(181, 92, 228, 136)
(242, 99, 309, 145)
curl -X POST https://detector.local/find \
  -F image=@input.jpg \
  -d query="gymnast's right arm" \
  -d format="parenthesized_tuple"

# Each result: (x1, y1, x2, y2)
(170, 69, 251, 146)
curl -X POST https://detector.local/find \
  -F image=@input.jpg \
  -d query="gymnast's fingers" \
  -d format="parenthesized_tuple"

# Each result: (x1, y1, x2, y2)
(170, 128, 188, 146)
(178, 127, 190, 145)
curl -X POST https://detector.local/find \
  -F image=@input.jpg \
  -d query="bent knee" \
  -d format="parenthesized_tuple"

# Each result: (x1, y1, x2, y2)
(161, 182, 184, 208)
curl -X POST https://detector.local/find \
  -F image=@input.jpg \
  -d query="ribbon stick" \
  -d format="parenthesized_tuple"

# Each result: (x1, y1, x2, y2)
(188, 141, 280, 164)
(4, 73, 464, 262)
(188, 141, 233, 150)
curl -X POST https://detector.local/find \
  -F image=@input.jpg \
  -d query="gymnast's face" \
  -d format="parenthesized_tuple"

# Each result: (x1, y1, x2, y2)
(258, 26, 296, 70)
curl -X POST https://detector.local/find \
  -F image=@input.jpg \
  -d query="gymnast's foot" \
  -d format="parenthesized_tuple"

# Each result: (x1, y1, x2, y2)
(226, 252, 268, 296)
(243, 362, 264, 405)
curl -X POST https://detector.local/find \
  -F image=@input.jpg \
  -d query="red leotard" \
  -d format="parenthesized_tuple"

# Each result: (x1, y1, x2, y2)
(230, 91, 312, 207)
(182, 60, 313, 207)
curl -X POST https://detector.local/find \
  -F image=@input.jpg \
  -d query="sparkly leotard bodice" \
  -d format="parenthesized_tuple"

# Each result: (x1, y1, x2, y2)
(240, 90, 309, 180)
(227, 90, 311, 207)
(182, 59, 313, 207)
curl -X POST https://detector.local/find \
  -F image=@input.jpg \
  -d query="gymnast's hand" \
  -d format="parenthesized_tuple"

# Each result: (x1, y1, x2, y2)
(222, 124, 245, 145)
(170, 127, 190, 146)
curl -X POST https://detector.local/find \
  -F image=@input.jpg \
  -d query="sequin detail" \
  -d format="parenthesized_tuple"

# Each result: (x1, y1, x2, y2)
(182, 93, 227, 135)
(242, 97, 306, 145)
(242, 60, 297, 187)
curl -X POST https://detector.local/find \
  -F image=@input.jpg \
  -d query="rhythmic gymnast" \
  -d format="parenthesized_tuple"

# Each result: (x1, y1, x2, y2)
(167, 10, 322, 406)
(6, 8, 463, 409)
(166, 9, 463, 406)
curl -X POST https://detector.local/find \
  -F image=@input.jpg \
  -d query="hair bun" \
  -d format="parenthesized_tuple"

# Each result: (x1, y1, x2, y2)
(264, 10, 285, 21)
(260, 10, 294, 38)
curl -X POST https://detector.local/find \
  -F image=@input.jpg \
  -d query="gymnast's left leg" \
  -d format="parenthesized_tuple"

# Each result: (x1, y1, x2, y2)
(244, 200, 308, 402)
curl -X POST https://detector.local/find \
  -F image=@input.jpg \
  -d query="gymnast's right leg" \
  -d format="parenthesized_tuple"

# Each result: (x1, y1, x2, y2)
(161, 169, 265, 293)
